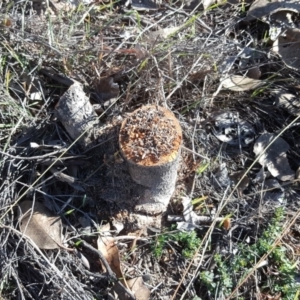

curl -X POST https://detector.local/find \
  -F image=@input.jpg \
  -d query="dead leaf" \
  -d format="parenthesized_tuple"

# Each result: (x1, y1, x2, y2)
(273, 88, 300, 115)
(97, 236, 123, 279)
(221, 75, 265, 91)
(126, 277, 150, 300)
(111, 276, 151, 300)
(253, 133, 295, 181)
(245, 0, 300, 22)
(222, 218, 231, 230)
(97, 235, 151, 299)
(19, 201, 63, 249)
(273, 28, 300, 70)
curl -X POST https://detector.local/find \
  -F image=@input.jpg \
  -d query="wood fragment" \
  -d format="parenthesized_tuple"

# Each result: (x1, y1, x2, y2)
(55, 82, 98, 148)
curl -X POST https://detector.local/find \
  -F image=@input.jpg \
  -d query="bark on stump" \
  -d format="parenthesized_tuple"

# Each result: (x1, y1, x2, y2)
(119, 105, 182, 214)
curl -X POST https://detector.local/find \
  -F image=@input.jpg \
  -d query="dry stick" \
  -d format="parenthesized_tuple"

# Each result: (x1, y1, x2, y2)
(80, 240, 136, 300)
(0, 225, 78, 299)
(245, 178, 300, 196)
(172, 113, 300, 300)
(167, 215, 227, 223)
(0, 148, 70, 160)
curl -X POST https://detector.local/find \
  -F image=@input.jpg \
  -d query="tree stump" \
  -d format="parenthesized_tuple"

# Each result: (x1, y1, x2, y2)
(119, 105, 182, 214)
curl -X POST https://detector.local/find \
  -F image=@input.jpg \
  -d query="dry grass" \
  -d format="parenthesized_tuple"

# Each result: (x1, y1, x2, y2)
(1, 0, 300, 299)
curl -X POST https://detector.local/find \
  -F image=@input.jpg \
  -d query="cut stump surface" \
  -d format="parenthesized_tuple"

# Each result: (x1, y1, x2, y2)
(119, 105, 182, 214)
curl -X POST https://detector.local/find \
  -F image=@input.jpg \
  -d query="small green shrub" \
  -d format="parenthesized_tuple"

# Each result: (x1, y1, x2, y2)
(152, 228, 201, 259)
(200, 208, 299, 299)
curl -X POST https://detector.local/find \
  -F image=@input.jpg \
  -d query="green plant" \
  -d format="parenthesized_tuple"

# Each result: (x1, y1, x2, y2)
(152, 228, 201, 259)
(200, 208, 298, 299)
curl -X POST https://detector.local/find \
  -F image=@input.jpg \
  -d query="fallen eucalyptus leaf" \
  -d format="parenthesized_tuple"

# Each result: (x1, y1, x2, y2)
(273, 88, 300, 115)
(126, 277, 151, 300)
(19, 201, 63, 249)
(245, 0, 300, 22)
(221, 75, 264, 91)
(253, 133, 294, 181)
(273, 28, 300, 70)
(111, 276, 150, 300)
(97, 236, 123, 279)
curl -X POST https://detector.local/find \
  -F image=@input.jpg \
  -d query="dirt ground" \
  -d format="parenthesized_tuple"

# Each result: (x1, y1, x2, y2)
(1, 0, 300, 299)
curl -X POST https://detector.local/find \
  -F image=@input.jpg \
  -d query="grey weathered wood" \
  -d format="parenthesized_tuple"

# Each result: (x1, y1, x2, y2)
(55, 82, 98, 148)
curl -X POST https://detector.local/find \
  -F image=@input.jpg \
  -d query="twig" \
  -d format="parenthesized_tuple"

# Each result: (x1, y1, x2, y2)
(0, 149, 68, 160)
(167, 215, 227, 223)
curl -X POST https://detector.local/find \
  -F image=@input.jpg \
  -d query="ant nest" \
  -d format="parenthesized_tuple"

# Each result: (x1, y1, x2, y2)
(119, 105, 182, 166)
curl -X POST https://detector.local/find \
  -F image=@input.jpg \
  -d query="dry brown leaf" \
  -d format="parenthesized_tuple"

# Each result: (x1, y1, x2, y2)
(273, 28, 300, 70)
(97, 236, 123, 279)
(19, 201, 63, 249)
(253, 133, 295, 181)
(221, 75, 264, 91)
(126, 277, 150, 300)
(112, 276, 151, 300)
(222, 218, 231, 230)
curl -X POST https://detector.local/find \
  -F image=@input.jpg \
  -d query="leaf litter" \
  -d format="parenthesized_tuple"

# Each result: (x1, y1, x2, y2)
(1, 0, 300, 299)
(18, 201, 63, 250)
(253, 133, 295, 181)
